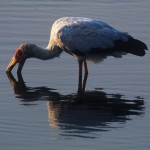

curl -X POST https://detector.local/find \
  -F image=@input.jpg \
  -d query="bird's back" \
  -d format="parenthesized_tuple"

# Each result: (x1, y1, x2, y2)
(48, 17, 147, 62)
(49, 17, 125, 50)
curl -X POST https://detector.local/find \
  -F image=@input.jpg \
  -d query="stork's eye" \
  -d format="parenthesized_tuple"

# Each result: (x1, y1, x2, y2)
(17, 51, 22, 55)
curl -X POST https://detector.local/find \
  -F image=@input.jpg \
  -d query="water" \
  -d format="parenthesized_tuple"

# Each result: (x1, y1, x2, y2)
(0, 0, 150, 149)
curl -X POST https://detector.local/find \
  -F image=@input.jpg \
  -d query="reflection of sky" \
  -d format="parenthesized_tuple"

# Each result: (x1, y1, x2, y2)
(7, 72, 144, 139)
(0, 0, 149, 149)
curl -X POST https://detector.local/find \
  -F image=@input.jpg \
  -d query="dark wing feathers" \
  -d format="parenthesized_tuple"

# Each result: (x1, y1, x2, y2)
(122, 37, 148, 56)
(90, 36, 148, 57)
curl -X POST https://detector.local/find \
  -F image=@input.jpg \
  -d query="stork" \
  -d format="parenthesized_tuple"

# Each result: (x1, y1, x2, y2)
(6, 17, 148, 93)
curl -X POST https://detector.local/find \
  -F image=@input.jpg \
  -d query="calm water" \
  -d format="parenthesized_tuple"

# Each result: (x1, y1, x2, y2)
(0, 0, 150, 149)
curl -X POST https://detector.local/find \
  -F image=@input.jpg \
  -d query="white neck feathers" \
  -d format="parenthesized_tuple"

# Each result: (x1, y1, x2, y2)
(33, 45, 62, 60)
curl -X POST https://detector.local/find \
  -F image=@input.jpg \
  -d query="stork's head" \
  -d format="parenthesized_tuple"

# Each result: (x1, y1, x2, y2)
(6, 44, 35, 73)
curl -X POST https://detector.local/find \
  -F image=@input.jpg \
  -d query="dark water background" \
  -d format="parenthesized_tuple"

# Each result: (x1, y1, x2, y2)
(0, 0, 150, 149)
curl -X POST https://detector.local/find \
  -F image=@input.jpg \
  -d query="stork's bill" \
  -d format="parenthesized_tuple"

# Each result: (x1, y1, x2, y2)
(6, 57, 17, 72)
(6, 48, 26, 73)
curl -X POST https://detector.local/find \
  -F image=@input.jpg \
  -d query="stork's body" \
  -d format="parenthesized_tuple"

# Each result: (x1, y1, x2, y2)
(6, 17, 148, 93)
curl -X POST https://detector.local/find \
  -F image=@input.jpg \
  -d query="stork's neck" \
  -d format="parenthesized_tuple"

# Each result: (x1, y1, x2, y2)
(33, 45, 62, 60)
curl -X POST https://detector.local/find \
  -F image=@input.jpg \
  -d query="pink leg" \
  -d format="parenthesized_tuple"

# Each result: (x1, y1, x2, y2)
(78, 61, 83, 93)
(83, 60, 88, 75)
(82, 61, 88, 92)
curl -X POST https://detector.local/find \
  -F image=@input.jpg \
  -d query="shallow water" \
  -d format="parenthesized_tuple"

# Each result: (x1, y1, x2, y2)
(0, 0, 150, 149)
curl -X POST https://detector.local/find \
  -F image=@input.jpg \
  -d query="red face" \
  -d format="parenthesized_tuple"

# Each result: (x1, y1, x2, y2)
(14, 48, 24, 62)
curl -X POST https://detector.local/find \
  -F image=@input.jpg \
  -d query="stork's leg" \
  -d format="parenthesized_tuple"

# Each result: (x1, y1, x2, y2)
(78, 61, 83, 93)
(83, 60, 88, 75)
(82, 61, 88, 92)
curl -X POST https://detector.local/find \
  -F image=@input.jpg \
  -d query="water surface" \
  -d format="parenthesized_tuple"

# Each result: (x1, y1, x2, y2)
(0, 0, 150, 150)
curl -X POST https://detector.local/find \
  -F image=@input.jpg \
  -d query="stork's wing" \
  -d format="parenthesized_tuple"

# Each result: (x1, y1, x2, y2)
(57, 19, 129, 53)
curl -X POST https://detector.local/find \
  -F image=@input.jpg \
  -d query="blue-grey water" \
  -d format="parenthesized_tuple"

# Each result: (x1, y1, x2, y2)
(0, 0, 150, 149)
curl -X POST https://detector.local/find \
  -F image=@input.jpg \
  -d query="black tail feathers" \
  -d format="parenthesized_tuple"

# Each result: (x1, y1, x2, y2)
(123, 37, 148, 56)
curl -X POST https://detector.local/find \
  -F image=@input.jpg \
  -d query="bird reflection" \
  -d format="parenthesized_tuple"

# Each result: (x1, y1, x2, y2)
(6, 72, 56, 102)
(6, 72, 144, 138)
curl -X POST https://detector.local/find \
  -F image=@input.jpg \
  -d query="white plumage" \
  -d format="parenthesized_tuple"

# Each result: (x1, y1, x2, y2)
(48, 17, 128, 53)
(6, 17, 148, 93)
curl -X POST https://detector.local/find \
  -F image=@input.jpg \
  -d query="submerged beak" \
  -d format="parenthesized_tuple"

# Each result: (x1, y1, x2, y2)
(6, 48, 26, 73)
(6, 57, 26, 73)
(17, 59, 26, 73)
